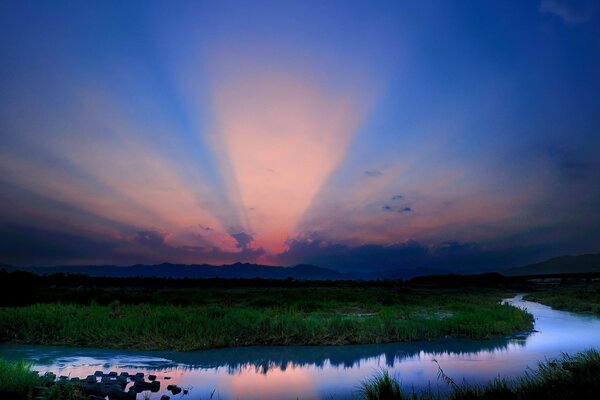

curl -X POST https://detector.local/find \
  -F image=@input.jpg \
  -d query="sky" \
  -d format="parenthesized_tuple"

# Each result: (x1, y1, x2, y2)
(1, 0, 599, 272)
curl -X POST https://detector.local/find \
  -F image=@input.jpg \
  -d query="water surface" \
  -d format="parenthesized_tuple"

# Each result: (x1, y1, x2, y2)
(1, 295, 599, 399)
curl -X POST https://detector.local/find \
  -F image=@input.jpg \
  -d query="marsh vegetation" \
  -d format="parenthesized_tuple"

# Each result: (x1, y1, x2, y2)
(0, 287, 533, 351)
(525, 281, 600, 315)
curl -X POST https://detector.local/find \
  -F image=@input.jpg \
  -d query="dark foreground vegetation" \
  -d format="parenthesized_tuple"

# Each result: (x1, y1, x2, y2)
(359, 349, 600, 400)
(0, 270, 534, 350)
(2, 349, 599, 399)
(0, 357, 174, 399)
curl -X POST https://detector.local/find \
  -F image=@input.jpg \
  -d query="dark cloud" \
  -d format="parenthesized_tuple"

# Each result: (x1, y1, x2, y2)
(199, 225, 213, 231)
(392, 195, 403, 201)
(539, 0, 593, 24)
(382, 205, 411, 213)
(274, 236, 559, 273)
(0, 223, 266, 266)
(133, 230, 166, 247)
(544, 146, 595, 181)
(0, 224, 117, 265)
(558, 160, 591, 180)
(364, 170, 383, 177)
(230, 232, 254, 249)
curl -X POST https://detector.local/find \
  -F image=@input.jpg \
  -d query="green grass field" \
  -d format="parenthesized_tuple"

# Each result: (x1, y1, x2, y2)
(0, 287, 533, 350)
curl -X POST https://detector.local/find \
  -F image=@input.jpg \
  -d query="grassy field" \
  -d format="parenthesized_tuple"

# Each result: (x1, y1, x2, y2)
(524, 281, 600, 315)
(359, 349, 600, 399)
(0, 287, 533, 351)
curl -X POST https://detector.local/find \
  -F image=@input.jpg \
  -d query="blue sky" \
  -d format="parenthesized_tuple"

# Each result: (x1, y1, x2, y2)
(1, 0, 599, 271)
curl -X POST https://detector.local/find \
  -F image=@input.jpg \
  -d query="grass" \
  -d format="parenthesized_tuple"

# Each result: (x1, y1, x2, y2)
(0, 288, 533, 350)
(0, 358, 40, 399)
(524, 282, 600, 315)
(0, 358, 86, 400)
(360, 370, 404, 400)
(358, 349, 600, 399)
(44, 381, 85, 400)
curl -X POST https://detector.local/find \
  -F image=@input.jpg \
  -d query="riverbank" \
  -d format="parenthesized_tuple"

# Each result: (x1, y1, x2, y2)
(524, 281, 600, 316)
(360, 349, 600, 399)
(0, 287, 533, 351)
(0, 359, 171, 400)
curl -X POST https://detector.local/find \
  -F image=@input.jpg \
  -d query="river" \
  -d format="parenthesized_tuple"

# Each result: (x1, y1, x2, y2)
(1, 295, 599, 399)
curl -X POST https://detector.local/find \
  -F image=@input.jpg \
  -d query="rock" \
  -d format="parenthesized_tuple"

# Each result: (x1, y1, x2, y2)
(94, 370, 103, 377)
(160, 396, 171, 400)
(170, 385, 182, 395)
(107, 384, 136, 400)
(135, 372, 144, 378)
(148, 374, 156, 381)
(133, 379, 160, 392)
(43, 372, 56, 381)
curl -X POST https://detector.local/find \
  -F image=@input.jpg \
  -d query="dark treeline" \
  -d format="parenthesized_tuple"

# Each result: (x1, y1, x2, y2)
(2, 268, 597, 307)
(0, 268, 526, 307)
(0, 268, 411, 306)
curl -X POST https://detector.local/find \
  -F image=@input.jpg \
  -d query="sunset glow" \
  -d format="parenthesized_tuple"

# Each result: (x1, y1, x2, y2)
(1, 1, 599, 271)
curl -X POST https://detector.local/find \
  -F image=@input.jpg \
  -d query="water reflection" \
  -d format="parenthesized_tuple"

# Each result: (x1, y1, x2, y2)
(0, 338, 522, 376)
(1, 295, 599, 400)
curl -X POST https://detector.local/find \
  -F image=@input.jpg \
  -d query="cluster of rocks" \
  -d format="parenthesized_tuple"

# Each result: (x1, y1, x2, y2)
(34, 370, 186, 400)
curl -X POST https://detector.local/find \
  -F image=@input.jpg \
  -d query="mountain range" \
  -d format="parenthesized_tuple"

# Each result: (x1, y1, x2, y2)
(2, 253, 599, 280)
(1, 262, 447, 280)
(503, 253, 600, 276)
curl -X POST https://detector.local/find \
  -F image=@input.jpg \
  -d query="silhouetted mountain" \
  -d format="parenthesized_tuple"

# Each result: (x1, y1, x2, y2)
(2, 262, 449, 280)
(504, 253, 600, 276)
(7, 262, 343, 280)
(356, 267, 448, 280)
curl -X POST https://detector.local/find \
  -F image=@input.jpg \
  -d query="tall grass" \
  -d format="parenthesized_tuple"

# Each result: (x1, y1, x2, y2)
(358, 349, 600, 400)
(0, 358, 86, 400)
(360, 370, 405, 400)
(0, 290, 533, 350)
(0, 358, 40, 399)
(44, 381, 85, 400)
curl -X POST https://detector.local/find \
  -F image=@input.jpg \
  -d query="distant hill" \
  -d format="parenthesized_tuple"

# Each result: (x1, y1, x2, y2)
(354, 267, 448, 280)
(1, 262, 448, 280)
(504, 253, 600, 276)
(6, 262, 344, 280)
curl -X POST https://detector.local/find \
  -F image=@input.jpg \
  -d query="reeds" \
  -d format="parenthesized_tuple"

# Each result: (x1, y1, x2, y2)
(0, 289, 533, 350)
